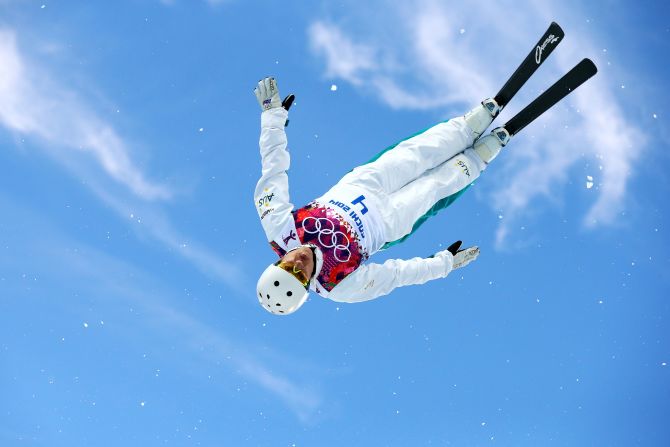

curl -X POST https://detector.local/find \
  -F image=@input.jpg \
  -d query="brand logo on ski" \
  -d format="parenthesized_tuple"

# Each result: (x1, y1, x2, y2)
(535, 34, 560, 64)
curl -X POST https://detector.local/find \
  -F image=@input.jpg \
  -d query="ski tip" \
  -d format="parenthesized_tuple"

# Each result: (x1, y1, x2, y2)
(585, 58, 598, 74)
(549, 21, 565, 37)
(578, 58, 598, 77)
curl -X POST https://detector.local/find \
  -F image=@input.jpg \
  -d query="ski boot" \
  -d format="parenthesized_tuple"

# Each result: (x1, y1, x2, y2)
(473, 127, 510, 164)
(464, 98, 501, 139)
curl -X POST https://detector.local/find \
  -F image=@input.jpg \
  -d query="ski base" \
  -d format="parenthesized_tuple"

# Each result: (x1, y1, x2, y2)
(503, 58, 598, 137)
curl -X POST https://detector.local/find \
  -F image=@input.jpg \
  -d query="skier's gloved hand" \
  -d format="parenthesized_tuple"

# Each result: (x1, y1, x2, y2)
(255, 77, 295, 112)
(431, 241, 479, 276)
(282, 94, 295, 111)
(446, 240, 480, 269)
(446, 241, 463, 256)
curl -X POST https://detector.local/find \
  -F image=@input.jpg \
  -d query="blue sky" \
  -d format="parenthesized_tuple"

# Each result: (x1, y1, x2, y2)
(0, 0, 668, 446)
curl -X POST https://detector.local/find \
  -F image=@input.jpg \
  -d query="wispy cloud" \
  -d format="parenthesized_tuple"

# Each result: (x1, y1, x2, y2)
(154, 305, 324, 421)
(0, 28, 243, 285)
(309, 22, 378, 86)
(80, 252, 323, 422)
(0, 193, 324, 421)
(158, 0, 233, 6)
(85, 178, 246, 288)
(575, 81, 644, 227)
(205, 0, 233, 5)
(307, 0, 645, 246)
(308, 4, 494, 110)
(0, 30, 171, 201)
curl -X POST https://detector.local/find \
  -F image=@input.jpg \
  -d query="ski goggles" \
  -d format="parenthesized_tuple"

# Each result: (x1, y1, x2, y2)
(274, 260, 310, 289)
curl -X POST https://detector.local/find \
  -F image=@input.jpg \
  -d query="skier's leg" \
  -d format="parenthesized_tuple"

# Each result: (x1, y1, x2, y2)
(380, 148, 487, 245)
(340, 101, 497, 196)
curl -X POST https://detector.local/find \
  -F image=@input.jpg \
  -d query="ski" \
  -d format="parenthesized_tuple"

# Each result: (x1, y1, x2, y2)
(502, 58, 598, 137)
(493, 22, 564, 110)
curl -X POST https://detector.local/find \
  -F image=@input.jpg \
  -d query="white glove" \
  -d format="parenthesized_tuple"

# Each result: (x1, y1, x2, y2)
(254, 77, 282, 111)
(445, 240, 480, 270)
(453, 246, 480, 269)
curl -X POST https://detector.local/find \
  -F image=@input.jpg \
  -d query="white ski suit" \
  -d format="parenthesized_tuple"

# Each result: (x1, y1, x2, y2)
(254, 107, 487, 303)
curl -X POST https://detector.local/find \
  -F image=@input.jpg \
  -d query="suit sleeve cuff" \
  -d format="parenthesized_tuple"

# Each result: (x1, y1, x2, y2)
(261, 107, 289, 128)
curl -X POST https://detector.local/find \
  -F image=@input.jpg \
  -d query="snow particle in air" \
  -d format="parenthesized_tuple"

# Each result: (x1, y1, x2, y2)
(83, 322, 89, 328)
(140, 401, 146, 407)
(653, 113, 658, 119)
(460, 28, 466, 34)
(330, 84, 338, 91)
(586, 175, 594, 189)
(199, 128, 204, 132)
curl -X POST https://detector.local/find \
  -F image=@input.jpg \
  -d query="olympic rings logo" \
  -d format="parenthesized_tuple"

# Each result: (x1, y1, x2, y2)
(302, 217, 351, 263)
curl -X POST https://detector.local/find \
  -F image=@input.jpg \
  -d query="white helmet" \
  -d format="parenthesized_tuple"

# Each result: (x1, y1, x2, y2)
(256, 245, 323, 315)
(256, 265, 309, 315)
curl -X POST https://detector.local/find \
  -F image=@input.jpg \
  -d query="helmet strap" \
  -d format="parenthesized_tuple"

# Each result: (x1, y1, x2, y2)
(309, 247, 317, 279)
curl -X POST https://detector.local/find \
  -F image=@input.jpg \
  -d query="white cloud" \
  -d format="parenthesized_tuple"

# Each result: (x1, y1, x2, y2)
(307, 0, 645, 246)
(576, 82, 643, 227)
(0, 28, 243, 286)
(205, 0, 233, 5)
(490, 47, 645, 245)
(0, 30, 171, 201)
(0, 193, 324, 422)
(308, 22, 378, 86)
(146, 301, 323, 421)
(158, 0, 232, 6)
(308, 5, 493, 110)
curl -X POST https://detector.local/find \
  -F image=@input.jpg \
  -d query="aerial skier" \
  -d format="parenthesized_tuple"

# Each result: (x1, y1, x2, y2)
(253, 22, 596, 315)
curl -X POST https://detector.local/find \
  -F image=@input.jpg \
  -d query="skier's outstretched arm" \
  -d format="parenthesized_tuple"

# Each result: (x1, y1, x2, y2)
(328, 242, 479, 303)
(253, 77, 295, 241)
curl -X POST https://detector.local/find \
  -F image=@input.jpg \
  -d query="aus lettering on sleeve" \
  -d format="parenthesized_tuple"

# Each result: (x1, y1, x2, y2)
(257, 192, 275, 208)
(456, 160, 471, 177)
